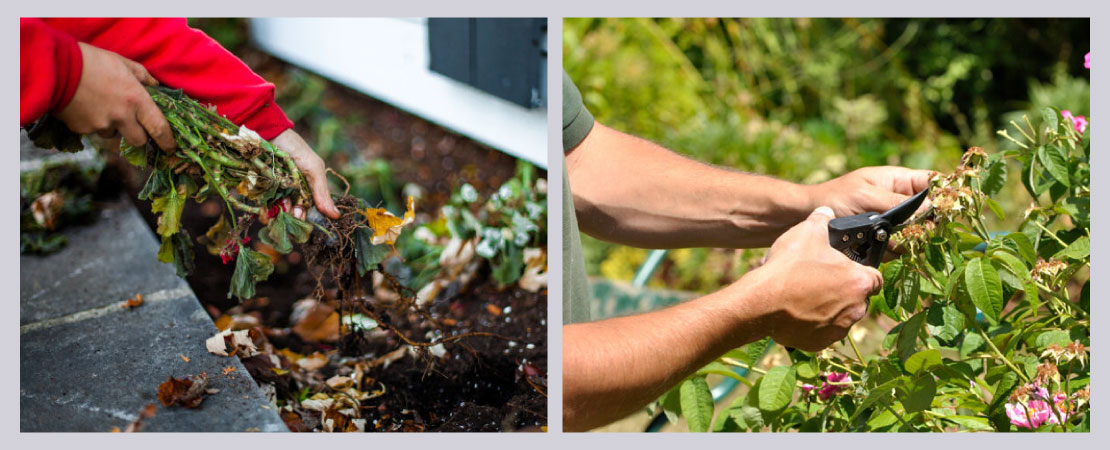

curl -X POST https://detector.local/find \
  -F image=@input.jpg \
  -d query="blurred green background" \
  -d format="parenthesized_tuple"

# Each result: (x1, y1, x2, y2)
(564, 18, 1089, 294)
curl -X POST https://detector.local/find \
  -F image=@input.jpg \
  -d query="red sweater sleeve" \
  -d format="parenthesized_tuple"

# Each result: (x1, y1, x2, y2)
(39, 18, 293, 140)
(20, 18, 83, 127)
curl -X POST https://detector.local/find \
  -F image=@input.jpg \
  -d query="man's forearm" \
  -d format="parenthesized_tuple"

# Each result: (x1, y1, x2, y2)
(566, 123, 814, 249)
(562, 276, 773, 431)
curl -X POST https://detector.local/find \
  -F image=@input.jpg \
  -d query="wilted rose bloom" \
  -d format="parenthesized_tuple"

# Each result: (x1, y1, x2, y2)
(1085, 52, 1090, 69)
(817, 372, 851, 401)
(1062, 110, 1089, 134)
(1032, 259, 1067, 285)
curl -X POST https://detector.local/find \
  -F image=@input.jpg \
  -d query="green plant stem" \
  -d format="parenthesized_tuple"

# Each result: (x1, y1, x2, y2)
(1031, 220, 1068, 247)
(977, 327, 1030, 383)
(847, 334, 866, 365)
(920, 410, 946, 432)
(883, 404, 909, 428)
(825, 360, 861, 378)
(719, 357, 766, 376)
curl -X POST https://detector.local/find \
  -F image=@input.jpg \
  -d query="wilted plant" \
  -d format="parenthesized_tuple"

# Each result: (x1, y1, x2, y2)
(27, 86, 415, 301)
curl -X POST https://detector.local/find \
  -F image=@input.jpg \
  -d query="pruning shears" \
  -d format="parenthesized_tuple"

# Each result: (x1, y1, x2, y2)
(827, 186, 930, 267)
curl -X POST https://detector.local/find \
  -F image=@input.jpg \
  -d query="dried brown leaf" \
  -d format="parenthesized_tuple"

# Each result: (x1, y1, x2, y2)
(157, 373, 209, 409)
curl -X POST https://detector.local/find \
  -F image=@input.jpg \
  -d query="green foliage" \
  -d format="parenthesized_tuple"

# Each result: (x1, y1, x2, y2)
(443, 161, 548, 289)
(229, 246, 275, 300)
(679, 377, 714, 432)
(658, 109, 1090, 432)
(567, 18, 1089, 297)
(259, 211, 313, 254)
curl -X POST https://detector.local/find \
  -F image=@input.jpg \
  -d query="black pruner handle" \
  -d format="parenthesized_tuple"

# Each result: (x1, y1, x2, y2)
(828, 213, 891, 268)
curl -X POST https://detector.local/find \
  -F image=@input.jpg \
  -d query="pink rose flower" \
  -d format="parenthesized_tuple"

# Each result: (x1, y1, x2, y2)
(1062, 110, 1088, 134)
(800, 383, 815, 393)
(817, 372, 852, 401)
(1085, 52, 1090, 69)
(1006, 400, 1056, 429)
(1005, 385, 1071, 429)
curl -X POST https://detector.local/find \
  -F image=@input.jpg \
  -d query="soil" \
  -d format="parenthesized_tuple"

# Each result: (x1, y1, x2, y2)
(116, 46, 547, 432)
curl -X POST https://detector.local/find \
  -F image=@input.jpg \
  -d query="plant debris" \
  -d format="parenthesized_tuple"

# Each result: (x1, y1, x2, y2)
(121, 293, 144, 309)
(157, 373, 212, 409)
(206, 329, 262, 357)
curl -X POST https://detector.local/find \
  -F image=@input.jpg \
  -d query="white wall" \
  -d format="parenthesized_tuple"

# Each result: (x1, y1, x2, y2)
(249, 18, 547, 168)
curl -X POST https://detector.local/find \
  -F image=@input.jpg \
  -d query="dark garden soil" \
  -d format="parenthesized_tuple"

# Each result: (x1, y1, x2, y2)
(117, 46, 547, 432)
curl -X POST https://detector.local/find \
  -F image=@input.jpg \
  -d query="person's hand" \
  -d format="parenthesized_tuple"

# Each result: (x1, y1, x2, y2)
(271, 129, 341, 220)
(744, 206, 882, 351)
(56, 43, 175, 151)
(808, 166, 934, 218)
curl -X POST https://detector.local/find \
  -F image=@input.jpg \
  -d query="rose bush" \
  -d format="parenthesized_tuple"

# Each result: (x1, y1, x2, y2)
(656, 102, 1090, 433)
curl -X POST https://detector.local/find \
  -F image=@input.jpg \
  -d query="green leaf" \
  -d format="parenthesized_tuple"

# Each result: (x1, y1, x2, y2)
(757, 365, 796, 413)
(899, 374, 936, 414)
(679, 377, 714, 432)
(259, 211, 313, 254)
(939, 415, 994, 431)
(1038, 145, 1071, 187)
(1043, 107, 1060, 133)
(151, 185, 185, 238)
(984, 198, 1004, 221)
(795, 361, 817, 379)
(747, 337, 771, 367)
(981, 161, 1008, 196)
(1073, 413, 1090, 432)
(991, 249, 1030, 283)
(354, 226, 390, 276)
(660, 387, 681, 424)
(138, 169, 171, 201)
(1004, 232, 1036, 265)
(898, 272, 921, 315)
(925, 303, 965, 343)
(964, 258, 1004, 324)
(1054, 236, 1090, 260)
(851, 378, 900, 420)
(728, 402, 764, 432)
(28, 115, 85, 152)
(158, 234, 176, 264)
(896, 311, 926, 363)
(1062, 196, 1090, 229)
(1035, 330, 1071, 350)
(491, 244, 524, 288)
(158, 231, 195, 278)
(120, 142, 148, 168)
(228, 247, 275, 300)
(988, 372, 1019, 415)
(904, 349, 942, 374)
(881, 259, 905, 311)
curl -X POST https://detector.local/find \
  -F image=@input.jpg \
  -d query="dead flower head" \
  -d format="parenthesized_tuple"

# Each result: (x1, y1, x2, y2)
(1032, 259, 1067, 285)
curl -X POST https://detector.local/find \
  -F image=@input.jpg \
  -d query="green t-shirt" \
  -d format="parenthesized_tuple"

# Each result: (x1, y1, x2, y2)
(562, 71, 593, 325)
